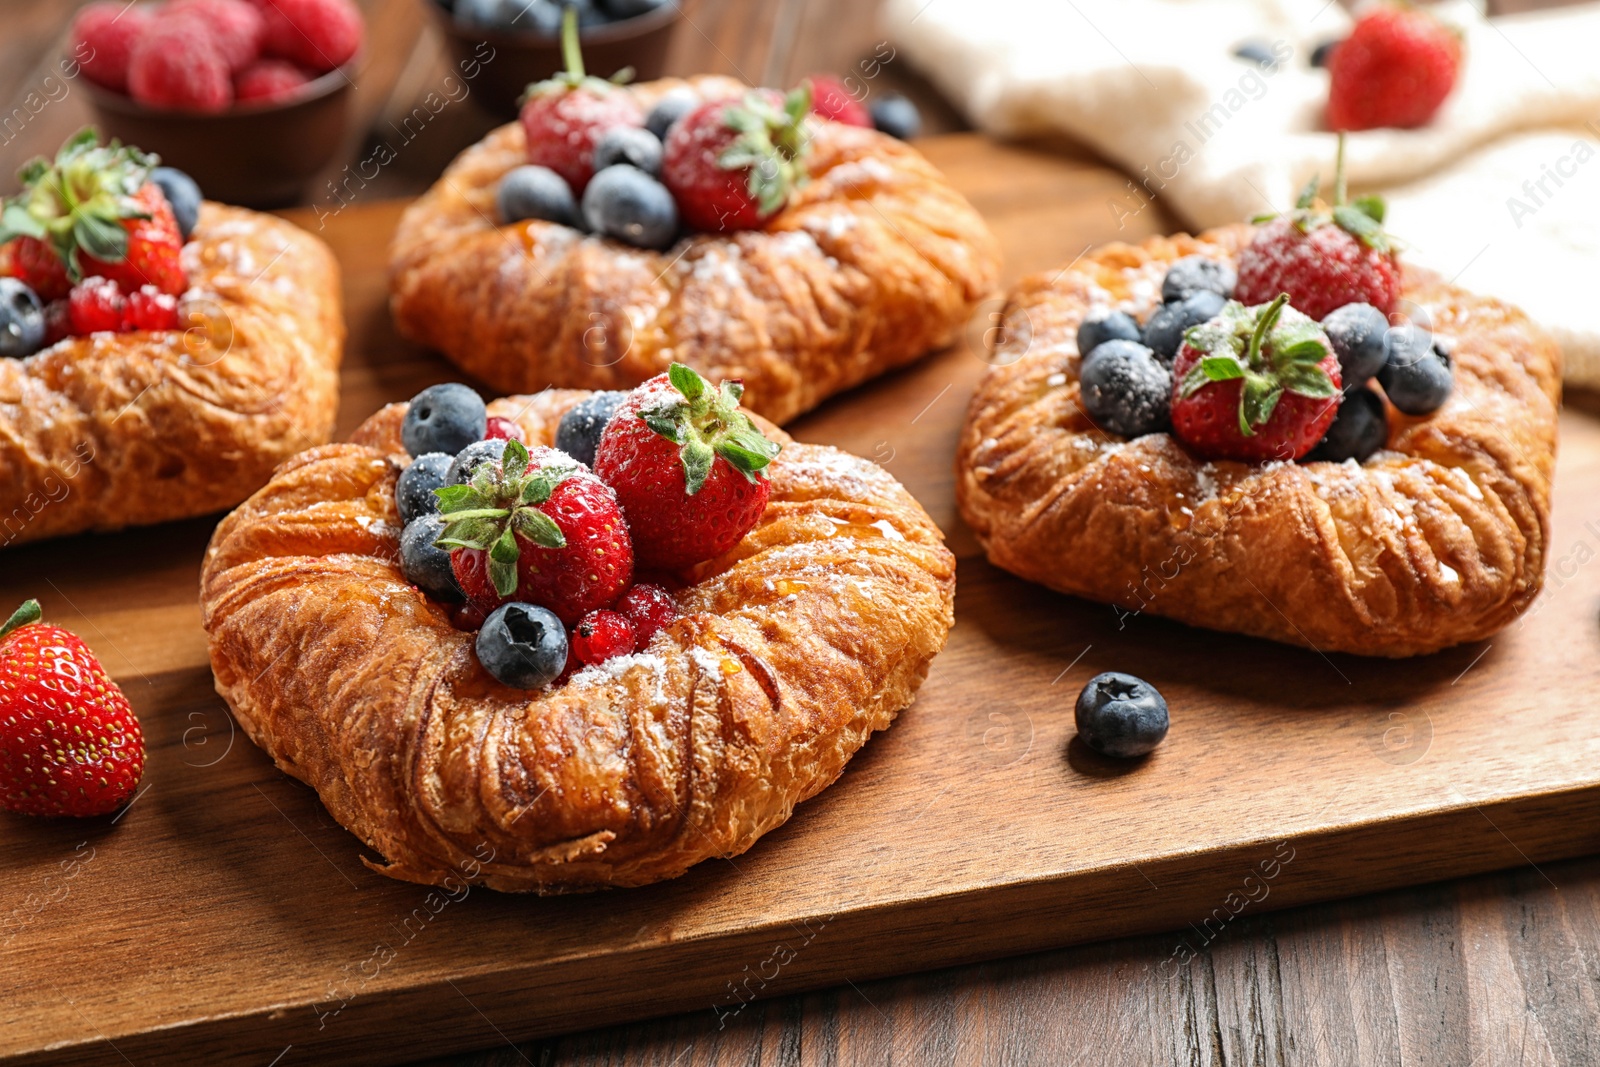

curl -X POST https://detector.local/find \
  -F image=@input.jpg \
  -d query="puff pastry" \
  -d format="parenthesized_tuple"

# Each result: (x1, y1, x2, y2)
(0, 205, 343, 548)
(957, 225, 1560, 658)
(388, 77, 1001, 425)
(200, 391, 956, 892)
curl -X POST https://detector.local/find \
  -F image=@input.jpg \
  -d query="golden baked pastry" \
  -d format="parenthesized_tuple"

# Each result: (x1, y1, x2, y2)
(200, 391, 956, 892)
(957, 225, 1560, 658)
(388, 76, 1001, 425)
(1, 204, 342, 548)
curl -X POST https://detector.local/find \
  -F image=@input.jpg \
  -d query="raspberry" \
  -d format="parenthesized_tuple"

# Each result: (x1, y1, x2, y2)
(258, 0, 363, 74)
(570, 609, 636, 667)
(67, 277, 127, 336)
(615, 584, 679, 650)
(234, 58, 311, 103)
(70, 2, 154, 93)
(122, 286, 181, 332)
(483, 415, 527, 443)
(128, 19, 234, 112)
(165, 0, 265, 72)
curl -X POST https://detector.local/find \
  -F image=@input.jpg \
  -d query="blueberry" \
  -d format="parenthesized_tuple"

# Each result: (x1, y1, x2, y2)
(645, 87, 699, 140)
(446, 438, 509, 486)
(1233, 41, 1279, 70)
(1310, 39, 1340, 69)
(1160, 256, 1235, 303)
(497, 165, 578, 227)
(582, 165, 678, 250)
(403, 383, 487, 458)
(396, 452, 453, 525)
(1075, 671, 1169, 759)
(1076, 309, 1142, 359)
(399, 514, 465, 603)
(0, 279, 45, 359)
(1078, 340, 1170, 438)
(150, 166, 202, 241)
(593, 126, 662, 177)
(597, 0, 668, 18)
(868, 92, 922, 140)
(1321, 302, 1389, 390)
(477, 603, 569, 688)
(452, 0, 519, 28)
(554, 390, 627, 467)
(1143, 289, 1227, 364)
(1307, 386, 1388, 463)
(1378, 324, 1453, 415)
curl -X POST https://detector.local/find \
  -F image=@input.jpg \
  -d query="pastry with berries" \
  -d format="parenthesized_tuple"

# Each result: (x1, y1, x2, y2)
(389, 9, 998, 424)
(0, 128, 342, 548)
(201, 379, 955, 891)
(956, 149, 1558, 657)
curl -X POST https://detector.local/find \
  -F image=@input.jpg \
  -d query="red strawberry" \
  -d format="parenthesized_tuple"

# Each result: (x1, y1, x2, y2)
(0, 600, 145, 818)
(70, 2, 155, 93)
(1, 131, 190, 298)
(1170, 294, 1343, 463)
(257, 0, 363, 74)
(806, 74, 871, 127)
(483, 415, 527, 443)
(570, 609, 636, 667)
(1235, 137, 1400, 320)
(122, 285, 181, 331)
(68, 277, 126, 335)
(166, 0, 266, 72)
(1328, 5, 1461, 132)
(662, 87, 812, 233)
(594, 364, 781, 570)
(438, 442, 634, 626)
(128, 18, 234, 112)
(615, 583, 680, 650)
(235, 59, 311, 103)
(1, 237, 72, 303)
(518, 6, 644, 195)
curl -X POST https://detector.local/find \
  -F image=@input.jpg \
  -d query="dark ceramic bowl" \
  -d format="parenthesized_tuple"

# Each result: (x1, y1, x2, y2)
(84, 68, 354, 209)
(431, 0, 683, 119)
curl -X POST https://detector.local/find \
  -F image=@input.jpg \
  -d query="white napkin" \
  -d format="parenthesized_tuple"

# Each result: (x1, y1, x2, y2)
(886, 0, 1600, 385)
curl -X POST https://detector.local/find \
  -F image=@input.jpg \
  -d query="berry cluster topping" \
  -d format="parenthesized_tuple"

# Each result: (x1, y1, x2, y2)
(0, 600, 146, 818)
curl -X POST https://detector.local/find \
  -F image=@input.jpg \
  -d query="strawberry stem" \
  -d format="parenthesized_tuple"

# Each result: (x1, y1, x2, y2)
(0, 599, 41, 641)
(1247, 294, 1290, 369)
(560, 4, 584, 80)
(1333, 132, 1347, 207)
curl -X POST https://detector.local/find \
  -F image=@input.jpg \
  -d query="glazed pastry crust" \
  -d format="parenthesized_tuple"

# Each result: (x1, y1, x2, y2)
(388, 77, 1001, 425)
(956, 225, 1561, 658)
(0, 204, 343, 548)
(200, 392, 956, 892)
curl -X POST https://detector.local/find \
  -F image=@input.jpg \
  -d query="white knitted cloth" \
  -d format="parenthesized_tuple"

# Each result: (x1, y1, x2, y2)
(886, 0, 1600, 384)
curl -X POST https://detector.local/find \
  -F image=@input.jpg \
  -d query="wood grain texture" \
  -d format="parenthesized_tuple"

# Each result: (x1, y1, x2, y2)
(2, 136, 1600, 1067)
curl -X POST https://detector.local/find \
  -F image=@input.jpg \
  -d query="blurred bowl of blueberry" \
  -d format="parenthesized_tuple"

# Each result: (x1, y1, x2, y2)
(434, 0, 682, 118)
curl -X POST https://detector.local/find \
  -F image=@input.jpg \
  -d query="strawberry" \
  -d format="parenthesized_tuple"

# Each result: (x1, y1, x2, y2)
(67, 276, 126, 335)
(1, 236, 72, 303)
(436, 441, 634, 626)
(570, 609, 636, 667)
(518, 6, 644, 196)
(1327, 5, 1461, 133)
(1235, 136, 1400, 320)
(806, 74, 871, 127)
(1170, 294, 1343, 463)
(662, 87, 812, 233)
(122, 285, 181, 331)
(0, 600, 145, 818)
(0, 130, 190, 297)
(483, 415, 527, 444)
(70, 2, 155, 93)
(615, 583, 680, 650)
(594, 364, 781, 570)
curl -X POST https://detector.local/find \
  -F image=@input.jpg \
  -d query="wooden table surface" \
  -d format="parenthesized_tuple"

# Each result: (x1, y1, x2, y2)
(3, 1, 1598, 1066)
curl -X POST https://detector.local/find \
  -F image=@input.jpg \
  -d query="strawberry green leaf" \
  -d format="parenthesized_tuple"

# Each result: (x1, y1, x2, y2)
(681, 439, 715, 495)
(1294, 174, 1320, 211)
(1331, 204, 1388, 251)
(490, 526, 521, 564)
(0, 202, 47, 243)
(719, 380, 744, 407)
(72, 212, 127, 262)
(436, 507, 510, 523)
(1239, 376, 1282, 435)
(1199, 355, 1246, 382)
(512, 506, 566, 549)
(0, 599, 42, 641)
(1352, 195, 1386, 224)
(489, 555, 519, 598)
(502, 438, 531, 479)
(520, 466, 569, 506)
(1276, 338, 1329, 365)
(1278, 364, 1339, 399)
(668, 362, 706, 401)
(641, 409, 684, 442)
(433, 484, 481, 512)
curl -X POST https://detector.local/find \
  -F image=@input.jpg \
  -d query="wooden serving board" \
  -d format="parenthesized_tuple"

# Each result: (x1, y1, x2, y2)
(5, 135, 1600, 1067)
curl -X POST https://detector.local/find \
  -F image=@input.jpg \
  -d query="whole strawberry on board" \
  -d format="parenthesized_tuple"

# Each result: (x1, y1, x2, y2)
(0, 600, 145, 818)
(595, 364, 782, 570)
(662, 85, 813, 233)
(1170, 294, 1343, 464)
(1327, 4, 1462, 133)
(0, 129, 188, 299)
(1235, 136, 1400, 321)
(519, 5, 645, 196)
(435, 441, 634, 626)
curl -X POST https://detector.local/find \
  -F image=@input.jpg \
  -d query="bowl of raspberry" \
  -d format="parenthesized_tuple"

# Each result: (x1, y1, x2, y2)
(430, 0, 682, 118)
(70, 0, 363, 207)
